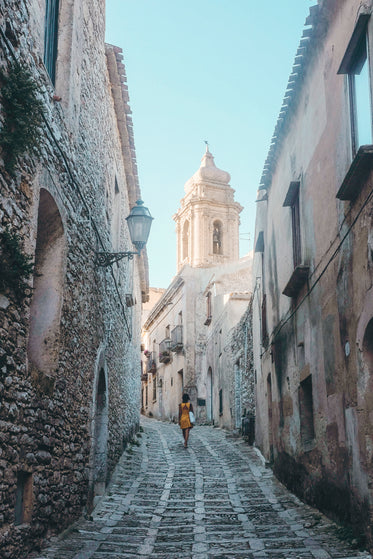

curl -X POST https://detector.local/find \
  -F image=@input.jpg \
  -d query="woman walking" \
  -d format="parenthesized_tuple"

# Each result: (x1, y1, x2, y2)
(179, 393, 194, 448)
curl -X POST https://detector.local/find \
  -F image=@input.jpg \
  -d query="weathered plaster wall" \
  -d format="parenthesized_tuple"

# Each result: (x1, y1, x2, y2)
(253, 0, 373, 548)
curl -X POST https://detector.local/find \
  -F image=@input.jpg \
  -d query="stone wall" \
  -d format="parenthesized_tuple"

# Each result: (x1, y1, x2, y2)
(0, 2, 146, 557)
(229, 301, 254, 421)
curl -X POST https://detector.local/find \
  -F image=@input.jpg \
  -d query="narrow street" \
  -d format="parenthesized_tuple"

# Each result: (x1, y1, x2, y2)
(30, 418, 371, 559)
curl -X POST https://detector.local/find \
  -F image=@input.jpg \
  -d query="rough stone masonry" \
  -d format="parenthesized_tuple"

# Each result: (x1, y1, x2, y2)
(0, 1, 148, 557)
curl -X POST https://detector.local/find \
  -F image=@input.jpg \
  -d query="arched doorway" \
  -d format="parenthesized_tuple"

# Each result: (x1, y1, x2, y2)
(93, 367, 108, 499)
(267, 373, 274, 462)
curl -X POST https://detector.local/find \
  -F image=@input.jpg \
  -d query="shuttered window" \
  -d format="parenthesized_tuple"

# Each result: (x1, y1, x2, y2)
(44, 0, 59, 84)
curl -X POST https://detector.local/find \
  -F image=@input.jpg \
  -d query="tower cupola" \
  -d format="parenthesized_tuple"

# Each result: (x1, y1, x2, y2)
(173, 146, 243, 271)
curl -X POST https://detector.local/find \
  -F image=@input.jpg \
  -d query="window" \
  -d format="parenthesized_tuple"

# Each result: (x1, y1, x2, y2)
(350, 42, 372, 152)
(291, 187, 301, 267)
(44, 0, 59, 84)
(213, 221, 222, 254)
(283, 182, 310, 298)
(152, 376, 156, 401)
(255, 231, 264, 253)
(273, 340, 284, 427)
(338, 14, 372, 156)
(283, 181, 301, 268)
(261, 294, 268, 347)
(219, 388, 223, 416)
(299, 376, 315, 446)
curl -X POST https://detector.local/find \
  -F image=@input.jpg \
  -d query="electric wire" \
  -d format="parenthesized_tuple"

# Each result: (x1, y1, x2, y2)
(264, 178, 373, 352)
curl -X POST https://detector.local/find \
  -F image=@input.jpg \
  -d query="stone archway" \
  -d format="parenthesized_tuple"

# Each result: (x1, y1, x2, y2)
(93, 367, 108, 498)
(87, 350, 109, 511)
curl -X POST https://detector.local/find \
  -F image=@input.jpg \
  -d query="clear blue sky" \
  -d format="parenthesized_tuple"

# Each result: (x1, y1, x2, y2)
(105, 0, 314, 288)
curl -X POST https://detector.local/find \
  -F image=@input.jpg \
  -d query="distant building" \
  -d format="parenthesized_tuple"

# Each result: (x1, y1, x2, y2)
(141, 148, 253, 429)
(0, 1, 148, 556)
(253, 0, 373, 549)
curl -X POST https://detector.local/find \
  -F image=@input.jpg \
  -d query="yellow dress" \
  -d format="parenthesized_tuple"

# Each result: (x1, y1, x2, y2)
(179, 402, 191, 429)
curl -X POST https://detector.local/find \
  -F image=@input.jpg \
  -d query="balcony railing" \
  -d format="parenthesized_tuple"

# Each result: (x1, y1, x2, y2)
(170, 325, 183, 352)
(159, 339, 172, 363)
(146, 352, 157, 374)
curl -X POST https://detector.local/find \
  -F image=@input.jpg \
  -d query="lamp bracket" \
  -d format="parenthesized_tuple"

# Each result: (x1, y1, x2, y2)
(96, 251, 139, 267)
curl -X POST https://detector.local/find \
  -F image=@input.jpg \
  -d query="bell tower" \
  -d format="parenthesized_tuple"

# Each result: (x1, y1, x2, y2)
(173, 145, 243, 272)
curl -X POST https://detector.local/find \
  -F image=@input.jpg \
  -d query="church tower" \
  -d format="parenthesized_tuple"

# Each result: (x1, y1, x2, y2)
(173, 146, 243, 272)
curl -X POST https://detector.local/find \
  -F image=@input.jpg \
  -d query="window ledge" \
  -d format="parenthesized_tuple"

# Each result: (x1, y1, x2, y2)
(283, 265, 310, 298)
(336, 145, 373, 200)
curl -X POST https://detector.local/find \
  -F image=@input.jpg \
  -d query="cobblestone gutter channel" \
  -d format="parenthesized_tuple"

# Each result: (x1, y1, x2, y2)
(29, 418, 372, 559)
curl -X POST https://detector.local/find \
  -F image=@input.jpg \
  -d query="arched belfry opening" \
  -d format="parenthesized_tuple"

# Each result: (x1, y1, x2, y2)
(213, 220, 223, 255)
(28, 188, 65, 375)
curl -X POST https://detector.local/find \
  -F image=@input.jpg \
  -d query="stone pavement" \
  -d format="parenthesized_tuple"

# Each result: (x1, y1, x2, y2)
(30, 417, 372, 559)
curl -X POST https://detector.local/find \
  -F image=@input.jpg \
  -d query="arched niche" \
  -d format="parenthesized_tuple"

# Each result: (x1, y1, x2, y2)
(28, 188, 65, 375)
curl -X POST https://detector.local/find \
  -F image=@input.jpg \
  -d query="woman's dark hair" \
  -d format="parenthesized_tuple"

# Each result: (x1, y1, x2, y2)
(182, 393, 190, 403)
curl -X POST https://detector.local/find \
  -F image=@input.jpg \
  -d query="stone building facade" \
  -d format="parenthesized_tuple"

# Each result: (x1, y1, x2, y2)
(0, 2, 148, 557)
(141, 148, 253, 429)
(253, 0, 373, 548)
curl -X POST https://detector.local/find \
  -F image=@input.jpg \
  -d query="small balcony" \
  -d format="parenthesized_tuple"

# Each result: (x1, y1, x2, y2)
(336, 145, 373, 201)
(159, 339, 172, 363)
(282, 265, 310, 298)
(146, 352, 157, 374)
(170, 325, 183, 352)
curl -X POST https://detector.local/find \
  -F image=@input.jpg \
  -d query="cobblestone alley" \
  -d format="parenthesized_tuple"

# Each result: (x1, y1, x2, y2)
(30, 418, 372, 559)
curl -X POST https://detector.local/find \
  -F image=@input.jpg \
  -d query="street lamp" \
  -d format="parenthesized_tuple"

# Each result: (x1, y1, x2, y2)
(96, 200, 153, 266)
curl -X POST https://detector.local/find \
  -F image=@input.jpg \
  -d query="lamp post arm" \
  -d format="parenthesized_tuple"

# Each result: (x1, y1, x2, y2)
(96, 251, 139, 267)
